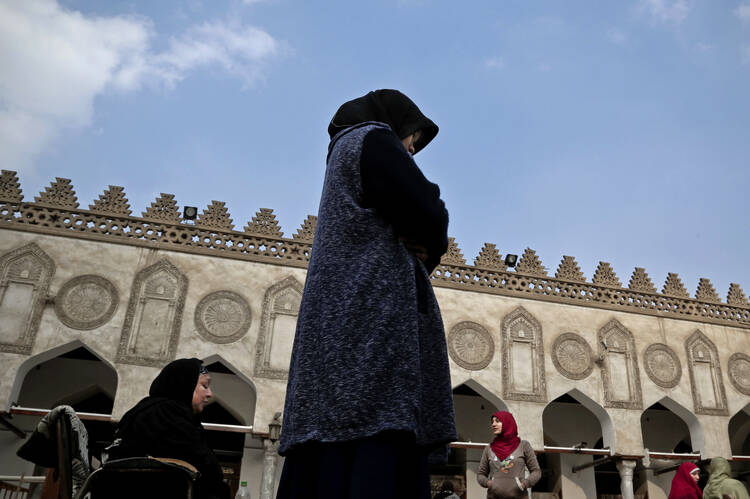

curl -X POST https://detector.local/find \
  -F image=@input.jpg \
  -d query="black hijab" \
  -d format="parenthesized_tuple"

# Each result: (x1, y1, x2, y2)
(149, 357, 202, 408)
(327, 89, 439, 154)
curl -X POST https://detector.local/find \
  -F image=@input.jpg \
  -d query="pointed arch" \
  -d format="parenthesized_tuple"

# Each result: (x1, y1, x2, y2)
(452, 379, 508, 444)
(685, 330, 727, 416)
(254, 275, 303, 379)
(501, 306, 546, 402)
(116, 259, 188, 367)
(8, 339, 118, 411)
(544, 388, 615, 451)
(729, 403, 750, 456)
(0, 242, 55, 354)
(641, 396, 704, 457)
(598, 319, 642, 410)
(201, 354, 257, 427)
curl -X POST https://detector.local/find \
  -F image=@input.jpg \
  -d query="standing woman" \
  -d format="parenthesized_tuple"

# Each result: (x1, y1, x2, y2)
(668, 462, 702, 499)
(703, 457, 749, 499)
(477, 411, 541, 499)
(276, 89, 457, 499)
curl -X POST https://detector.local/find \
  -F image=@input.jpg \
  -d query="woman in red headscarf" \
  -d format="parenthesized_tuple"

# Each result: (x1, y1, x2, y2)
(477, 411, 541, 499)
(669, 462, 702, 499)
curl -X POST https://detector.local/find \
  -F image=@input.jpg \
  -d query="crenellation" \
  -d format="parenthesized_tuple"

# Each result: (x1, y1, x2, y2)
(592, 262, 622, 288)
(473, 243, 505, 270)
(727, 283, 749, 307)
(89, 185, 132, 216)
(292, 215, 317, 242)
(0, 170, 23, 202)
(555, 255, 586, 282)
(245, 208, 283, 237)
(662, 272, 689, 298)
(34, 177, 78, 209)
(695, 278, 721, 303)
(515, 248, 547, 277)
(628, 267, 656, 293)
(197, 200, 234, 231)
(142, 193, 181, 223)
(440, 237, 466, 266)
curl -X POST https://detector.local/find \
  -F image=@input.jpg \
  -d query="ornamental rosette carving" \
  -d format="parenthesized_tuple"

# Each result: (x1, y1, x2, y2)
(728, 353, 750, 396)
(447, 321, 494, 370)
(194, 290, 252, 344)
(643, 343, 682, 389)
(551, 333, 594, 380)
(55, 275, 119, 330)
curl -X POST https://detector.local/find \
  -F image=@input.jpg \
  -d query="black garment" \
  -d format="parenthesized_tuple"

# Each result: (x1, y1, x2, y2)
(360, 126, 448, 272)
(328, 89, 438, 154)
(276, 431, 431, 499)
(111, 358, 230, 499)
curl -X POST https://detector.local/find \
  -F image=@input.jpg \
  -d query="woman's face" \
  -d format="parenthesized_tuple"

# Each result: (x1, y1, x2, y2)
(401, 130, 422, 155)
(690, 469, 700, 483)
(491, 416, 503, 435)
(191, 373, 212, 414)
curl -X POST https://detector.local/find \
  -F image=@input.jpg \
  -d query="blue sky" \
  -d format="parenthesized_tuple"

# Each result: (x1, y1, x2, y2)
(2, 0, 749, 303)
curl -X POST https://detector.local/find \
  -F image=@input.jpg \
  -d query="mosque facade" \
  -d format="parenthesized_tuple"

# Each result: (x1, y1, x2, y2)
(0, 170, 748, 498)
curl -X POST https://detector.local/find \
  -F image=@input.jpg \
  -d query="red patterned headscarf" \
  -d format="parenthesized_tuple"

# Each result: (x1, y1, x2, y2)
(490, 411, 521, 461)
(668, 462, 702, 499)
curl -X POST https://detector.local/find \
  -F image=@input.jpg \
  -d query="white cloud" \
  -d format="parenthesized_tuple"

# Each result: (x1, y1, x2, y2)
(639, 0, 690, 24)
(735, 3, 750, 24)
(606, 28, 628, 45)
(0, 0, 279, 171)
(484, 57, 505, 70)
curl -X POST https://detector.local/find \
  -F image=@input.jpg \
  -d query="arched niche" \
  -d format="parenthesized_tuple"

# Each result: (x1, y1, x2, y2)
(0, 242, 55, 354)
(201, 354, 257, 428)
(685, 330, 728, 416)
(729, 404, 750, 456)
(452, 380, 507, 443)
(501, 306, 546, 403)
(117, 259, 188, 367)
(254, 276, 303, 379)
(543, 390, 610, 450)
(598, 319, 642, 410)
(640, 397, 704, 456)
(9, 339, 118, 410)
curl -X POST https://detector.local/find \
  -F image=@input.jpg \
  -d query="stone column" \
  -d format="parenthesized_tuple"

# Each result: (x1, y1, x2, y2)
(259, 439, 280, 499)
(617, 459, 637, 499)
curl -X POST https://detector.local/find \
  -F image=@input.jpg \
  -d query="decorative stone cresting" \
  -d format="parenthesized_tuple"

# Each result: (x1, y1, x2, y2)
(501, 307, 546, 402)
(1, 172, 748, 329)
(89, 186, 131, 216)
(592, 262, 621, 288)
(117, 259, 188, 367)
(695, 278, 720, 303)
(598, 319, 642, 410)
(0, 243, 55, 354)
(254, 276, 304, 379)
(728, 353, 750, 396)
(662, 273, 689, 298)
(441, 237, 466, 266)
(551, 333, 594, 380)
(245, 208, 283, 237)
(555, 256, 585, 282)
(515, 248, 547, 277)
(197, 201, 234, 231)
(0, 170, 23, 203)
(473, 243, 505, 270)
(447, 321, 495, 370)
(727, 284, 749, 307)
(34, 178, 78, 209)
(628, 268, 656, 293)
(54, 274, 119, 330)
(194, 290, 251, 344)
(685, 330, 728, 416)
(643, 343, 681, 389)
(293, 215, 317, 243)
(142, 193, 181, 223)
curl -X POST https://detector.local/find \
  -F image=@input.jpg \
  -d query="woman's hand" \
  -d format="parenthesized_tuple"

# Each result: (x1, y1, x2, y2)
(400, 237, 429, 262)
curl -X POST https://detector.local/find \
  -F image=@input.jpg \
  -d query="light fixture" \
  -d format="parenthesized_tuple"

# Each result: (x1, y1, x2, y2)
(183, 206, 198, 220)
(504, 254, 518, 267)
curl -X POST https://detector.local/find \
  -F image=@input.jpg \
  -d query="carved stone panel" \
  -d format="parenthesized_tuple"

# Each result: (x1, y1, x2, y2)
(643, 343, 682, 389)
(254, 276, 303, 379)
(598, 319, 642, 410)
(501, 307, 546, 403)
(54, 275, 118, 330)
(0, 243, 55, 354)
(447, 321, 494, 371)
(728, 353, 750, 396)
(686, 330, 728, 415)
(552, 333, 594, 380)
(194, 290, 251, 344)
(117, 259, 188, 367)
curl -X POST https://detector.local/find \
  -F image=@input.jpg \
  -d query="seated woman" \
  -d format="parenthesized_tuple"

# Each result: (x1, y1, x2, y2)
(109, 358, 230, 499)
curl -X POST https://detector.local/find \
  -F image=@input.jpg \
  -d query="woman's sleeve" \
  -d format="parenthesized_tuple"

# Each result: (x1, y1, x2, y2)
(360, 127, 449, 270)
(476, 446, 490, 488)
(523, 441, 542, 488)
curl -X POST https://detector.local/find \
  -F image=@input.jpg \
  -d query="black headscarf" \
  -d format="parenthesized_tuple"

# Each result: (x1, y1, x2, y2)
(327, 89, 439, 154)
(149, 357, 202, 408)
